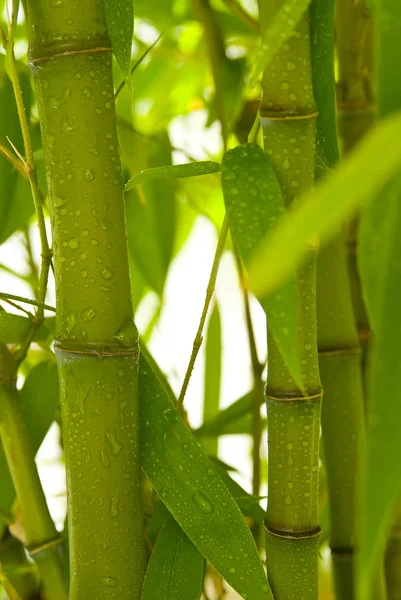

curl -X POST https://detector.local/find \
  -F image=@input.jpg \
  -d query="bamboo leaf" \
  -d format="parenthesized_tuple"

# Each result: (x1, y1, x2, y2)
(141, 517, 204, 600)
(248, 0, 311, 86)
(139, 353, 272, 600)
(222, 143, 301, 387)
(357, 173, 401, 596)
(125, 161, 221, 192)
(0, 313, 54, 344)
(103, 0, 133, 78)
(196, 390, 264, 438)
(247, 111, 401, 298)
(203, 303, 222, 456)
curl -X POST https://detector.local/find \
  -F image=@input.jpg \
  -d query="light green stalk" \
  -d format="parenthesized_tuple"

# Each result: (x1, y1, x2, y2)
(336, 0, 374, 371)
(0, 345, 66, 600)
(25, 1, 146, 598)
(310, 1, 366, 598)
(257, 3, 322, 598)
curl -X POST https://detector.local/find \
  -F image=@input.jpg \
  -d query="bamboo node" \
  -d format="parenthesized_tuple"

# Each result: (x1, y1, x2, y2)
(318, 345, 361, 357)
(54, 341, 140, 358)
(29, 46, 112, 65)
(264, 388, 322, 403)
(330, 545, 354, 558)
(28, 535, 62, 557)
(265, 523, 321, 540)
(260, 109, 318, 122)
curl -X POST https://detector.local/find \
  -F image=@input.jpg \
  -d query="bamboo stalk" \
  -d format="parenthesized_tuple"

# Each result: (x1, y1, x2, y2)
(257, 3, 322, 597)
(309, 1, 366, 598)
(25, 1, 146, 597)
(0, 345, 66, 600)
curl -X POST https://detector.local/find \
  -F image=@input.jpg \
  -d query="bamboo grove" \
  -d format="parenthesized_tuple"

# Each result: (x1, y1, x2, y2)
(0, 0, 400, 599)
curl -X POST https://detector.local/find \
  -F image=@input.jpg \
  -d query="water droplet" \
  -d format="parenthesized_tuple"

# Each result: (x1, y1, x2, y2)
(83, 87, 92, 99)
(102, 267, 114, 280)
(286, 61, 295, 71)
(287, 481, 294, 489)
(289, 416, 295, 424)
(287, 442, 294, 450)
(105, 429, 123, 456)
(284, 495, 293, 505)
(101, 576, 117, 588)
(283, 158, 290, 170)
(99, 219, 112, 231)
(55, 195, 67, 208)
(62, 118, 74, 134)
(312, 464, 319, 472)
(229, 567, 236, 574)
(110, 490, 120, 517)
(81, 269, 88, 278)
(90, 238, 99, 246)
(81, 307, 96, 322)
(114, 319, 138, 348)
(100, 449, 110, 468)
(281, 81, 290, 91)
(83, 168, 95, 182)
(117, 368, 125, 379)
(192, 491, 214, 514)
(69, 237, 79, 249)
(67, 311, 77, 333)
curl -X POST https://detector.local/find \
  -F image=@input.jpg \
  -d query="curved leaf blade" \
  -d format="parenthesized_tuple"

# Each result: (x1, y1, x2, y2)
(125, 161, 221, 191)
(139, 353, 272, 600)
(247, 111, 401, 298)
(203, 303, 222, 456)
(103, 0, 133, 77)
(357, 173, 401, 596)
(222, 143, 301, 387)
(141, 517, 204, 600)
(0, 313, 54, 344)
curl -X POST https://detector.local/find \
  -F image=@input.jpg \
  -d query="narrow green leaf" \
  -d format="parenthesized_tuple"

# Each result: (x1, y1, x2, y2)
(376, 0, 401, 118)
(196, 390, 262, 438)
(222, 143, 301, 387)
(0, 313, 53, 344)
(0, 360, 59, 524)
(203, 303, 222, 456)
(126, 134, 176, 295)
(141, 517, 204, 600)
(357, 173, 401, 596)
(248, 0, 311, 86)
(139, 354, 272, 600)
(103, 0, 133, 78)
(125, 161, 221, 191)
(247, 111, 401, 297)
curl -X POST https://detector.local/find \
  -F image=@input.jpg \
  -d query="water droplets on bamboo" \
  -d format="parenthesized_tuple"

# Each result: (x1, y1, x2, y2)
(114, 319, 138, 348)
(192, 491, 214, 514)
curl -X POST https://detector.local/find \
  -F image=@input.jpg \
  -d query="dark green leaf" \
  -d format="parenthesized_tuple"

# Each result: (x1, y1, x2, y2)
(376, 0, 401, 118)
(247, 111, 401, 298)
(196, 391, 254, 438)
(125, 161, 221, 191)
(222, 143, 301, 386)
(125, 135, 176, 295)
(141, 517, 204, 600)
(103, 0, 133, 77)
(357, 173, 401, 596)
(139, 353, 272, 600)
(202, 303, 221, 456)
(0, 313, 54, 344)
(248, 0, 312, 86)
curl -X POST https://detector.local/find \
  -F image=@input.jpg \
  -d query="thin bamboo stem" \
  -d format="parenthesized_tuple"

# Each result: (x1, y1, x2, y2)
(221, 0, 259, 33)
(0, 346, 66, 600)
(257, 2, 322, 597)
(177, 215, 229, 412)
(25, 1, 146, 597)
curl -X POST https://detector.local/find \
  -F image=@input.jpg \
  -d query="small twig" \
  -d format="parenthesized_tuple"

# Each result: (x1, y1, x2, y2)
(115, 33, 163, 99)
(0, 139, 28, 180)
(221, 0, 259, 33)
(177, 216, 229, 412)
(248, 110, 260, 144)
(0, 298, 33, 318)
(0, 293, 56, 313)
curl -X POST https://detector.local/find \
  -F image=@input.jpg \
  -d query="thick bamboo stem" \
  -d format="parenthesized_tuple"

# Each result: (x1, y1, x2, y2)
(25, 1, 146, 597)
(310, 1, 366, 598)
(257, 3, 322, 597)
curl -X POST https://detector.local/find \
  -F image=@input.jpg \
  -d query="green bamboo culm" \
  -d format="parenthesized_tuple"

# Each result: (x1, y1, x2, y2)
(24, 2, 146, 598)
(310, 1, 366, 598)
(257, 3, 322, 598)
(0, 345, 66, 600)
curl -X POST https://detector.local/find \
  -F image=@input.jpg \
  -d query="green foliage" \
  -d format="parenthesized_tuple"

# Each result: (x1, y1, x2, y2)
(103, 0, 134, 77)
(203, 303, 222, 456)
(248, 111, 401, 298)
(139, 353, 272, 600)
(222, 143, 301, 386)
(141, 517, 204, 600)
(125, 161, 222, 191)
